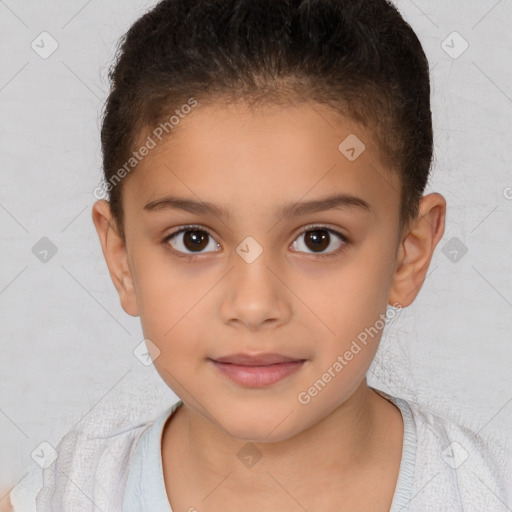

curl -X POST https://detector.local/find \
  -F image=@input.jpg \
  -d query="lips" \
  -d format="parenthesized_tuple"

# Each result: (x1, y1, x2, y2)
(208, 353, 307, 387)
(210, 353, 305, 366)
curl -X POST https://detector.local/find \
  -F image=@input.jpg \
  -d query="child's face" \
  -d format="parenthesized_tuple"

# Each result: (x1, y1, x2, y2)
(94, 100, 444, 441)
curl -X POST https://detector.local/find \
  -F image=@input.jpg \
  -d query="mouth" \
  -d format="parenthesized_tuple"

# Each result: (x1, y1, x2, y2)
(208, 353, 307, 387)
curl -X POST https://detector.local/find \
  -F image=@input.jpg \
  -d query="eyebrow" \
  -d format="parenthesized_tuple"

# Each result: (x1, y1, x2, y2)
(143, 192, 372, 219)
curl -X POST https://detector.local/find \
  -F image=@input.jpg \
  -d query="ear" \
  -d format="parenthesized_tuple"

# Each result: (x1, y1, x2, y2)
(388, 193, 446, 307)
(91, 200, 139, 317)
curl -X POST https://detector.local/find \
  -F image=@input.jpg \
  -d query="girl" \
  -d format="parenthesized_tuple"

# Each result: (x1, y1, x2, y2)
(10, 0, 511, 510)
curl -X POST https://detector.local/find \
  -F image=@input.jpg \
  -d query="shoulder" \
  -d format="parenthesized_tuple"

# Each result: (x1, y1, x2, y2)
(9, 406, 176, 512)
(403, 396, 512, 511)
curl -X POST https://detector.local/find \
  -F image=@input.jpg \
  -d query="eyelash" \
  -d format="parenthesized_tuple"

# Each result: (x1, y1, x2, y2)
(162, 224, 349, 260)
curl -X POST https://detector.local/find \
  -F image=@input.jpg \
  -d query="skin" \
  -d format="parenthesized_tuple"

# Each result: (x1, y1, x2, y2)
(0, 493, 10, 512)
(92, 99, 446, 511)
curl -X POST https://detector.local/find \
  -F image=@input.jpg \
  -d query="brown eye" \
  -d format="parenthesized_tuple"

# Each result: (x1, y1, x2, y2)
(165, 226, 220, 254)
(291, 226, 347, 256)
(305, 229, 330, 252)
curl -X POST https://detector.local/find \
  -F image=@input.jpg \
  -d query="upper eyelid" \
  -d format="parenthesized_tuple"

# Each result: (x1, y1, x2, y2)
(166, 223, 346, 237)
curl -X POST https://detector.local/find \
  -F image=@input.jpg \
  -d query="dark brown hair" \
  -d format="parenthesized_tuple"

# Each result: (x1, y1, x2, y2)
(100, 0, 433, 241)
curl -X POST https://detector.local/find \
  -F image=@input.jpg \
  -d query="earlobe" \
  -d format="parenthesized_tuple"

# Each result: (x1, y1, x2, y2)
(388, 193, 446, 307)
(91, 200, 140, 317)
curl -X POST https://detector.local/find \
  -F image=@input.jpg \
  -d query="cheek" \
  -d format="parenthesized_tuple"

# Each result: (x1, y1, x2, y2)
(130, 249, 213, 373)
(301, 253, 393, 330)
(130, 246, 197, 332)
(294, 243, 395, 366)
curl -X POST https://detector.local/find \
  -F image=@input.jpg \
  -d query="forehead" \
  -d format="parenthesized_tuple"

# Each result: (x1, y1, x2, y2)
(123, 100, 401, 221)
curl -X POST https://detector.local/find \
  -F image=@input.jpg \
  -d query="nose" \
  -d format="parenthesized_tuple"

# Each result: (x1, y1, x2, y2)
(219, 251, 292, 331)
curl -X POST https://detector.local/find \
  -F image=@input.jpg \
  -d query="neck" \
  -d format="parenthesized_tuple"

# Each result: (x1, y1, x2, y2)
(161, 380, 400, 501)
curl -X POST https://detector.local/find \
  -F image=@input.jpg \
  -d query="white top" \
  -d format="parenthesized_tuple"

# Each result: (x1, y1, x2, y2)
(10, 387, 512, 511)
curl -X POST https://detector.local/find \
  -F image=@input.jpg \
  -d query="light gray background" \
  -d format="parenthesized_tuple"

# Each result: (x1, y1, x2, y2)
(1, 0, 511, 495)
